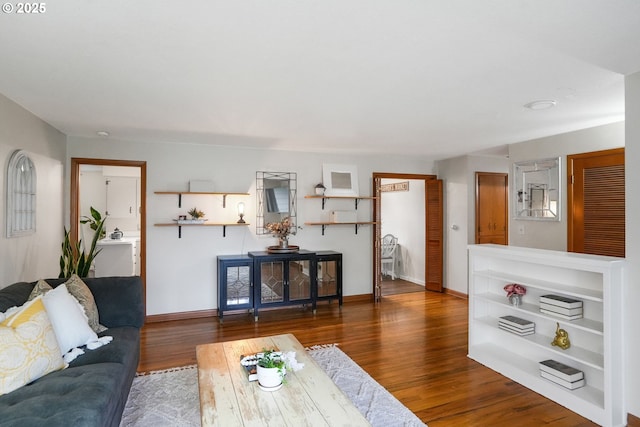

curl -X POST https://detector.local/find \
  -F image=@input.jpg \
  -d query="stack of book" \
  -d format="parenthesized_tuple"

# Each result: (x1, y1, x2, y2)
(539, 294, 583, 320)
(539, 359, 585, 390)
(498, 315, 535, 336)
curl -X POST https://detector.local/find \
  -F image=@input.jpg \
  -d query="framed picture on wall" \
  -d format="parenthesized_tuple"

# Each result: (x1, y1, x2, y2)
(322, 164, 359, 196)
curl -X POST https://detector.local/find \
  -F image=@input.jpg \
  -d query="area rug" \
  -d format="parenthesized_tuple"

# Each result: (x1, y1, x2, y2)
(120, 345, 426, 427)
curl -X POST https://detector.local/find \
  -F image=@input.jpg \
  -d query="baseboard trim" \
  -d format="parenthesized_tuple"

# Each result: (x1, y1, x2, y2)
(343, 294, 374, 303)
(145, 295, 374, 323)
(444, 288, 468, 299)
(146, 309, 218, 323)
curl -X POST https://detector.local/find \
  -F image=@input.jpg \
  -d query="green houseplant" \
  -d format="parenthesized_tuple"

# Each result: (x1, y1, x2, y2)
(80, 206, 107, 240)
(256, 349, 287, 389)
(59, 207, 106, 278)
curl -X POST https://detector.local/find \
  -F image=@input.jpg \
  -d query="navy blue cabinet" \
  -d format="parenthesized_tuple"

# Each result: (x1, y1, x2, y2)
(217, 255, 253, 322)
(217, 250, 342, 322)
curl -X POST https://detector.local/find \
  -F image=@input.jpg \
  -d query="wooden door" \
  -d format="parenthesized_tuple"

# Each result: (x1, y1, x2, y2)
(425, 179, 443, 292)
(475, 172, 508, 245)
(568, 148, 625, 257)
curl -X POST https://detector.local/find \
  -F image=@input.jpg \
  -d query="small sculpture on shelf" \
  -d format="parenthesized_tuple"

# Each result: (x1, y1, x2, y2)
(551, 322, 571, 350)
(504, 283, 526, 306)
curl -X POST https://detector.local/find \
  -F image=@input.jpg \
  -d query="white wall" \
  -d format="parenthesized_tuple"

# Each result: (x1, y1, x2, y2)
(436, 154, 509, 294)
(508, 122, 625, 250)
(624, 70, 640, 419)
(381, 178, 425, 284)
(66, 136, 436, 315)
(0, 94, 66, 287)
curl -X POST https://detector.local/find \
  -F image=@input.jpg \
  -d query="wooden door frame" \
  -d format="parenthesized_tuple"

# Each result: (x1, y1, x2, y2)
(70, 158, 147, 314)
(372, 172, 437, 301)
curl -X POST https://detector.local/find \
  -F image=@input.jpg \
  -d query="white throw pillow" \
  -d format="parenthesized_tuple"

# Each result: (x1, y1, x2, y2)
(42, 284, 98, 355)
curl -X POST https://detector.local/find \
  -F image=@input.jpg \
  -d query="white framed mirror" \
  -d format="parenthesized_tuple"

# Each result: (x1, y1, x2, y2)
(513, 157, 560, 221)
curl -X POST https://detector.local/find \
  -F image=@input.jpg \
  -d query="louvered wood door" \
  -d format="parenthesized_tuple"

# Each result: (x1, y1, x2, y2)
(568, 148, 625, 257)
(425, 179, 443, 292)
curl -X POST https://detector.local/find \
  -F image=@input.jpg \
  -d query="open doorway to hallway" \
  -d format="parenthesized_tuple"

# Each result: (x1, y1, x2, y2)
(372, 173, 442, 300)
(379, 178, 425, 296)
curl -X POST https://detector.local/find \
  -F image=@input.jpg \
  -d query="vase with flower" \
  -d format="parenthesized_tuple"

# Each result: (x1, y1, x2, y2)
(265, 217, 300, 252)
(504, 283, 526, 306)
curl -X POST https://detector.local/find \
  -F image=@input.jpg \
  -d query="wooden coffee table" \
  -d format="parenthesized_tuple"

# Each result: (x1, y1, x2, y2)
(196, 333, 370, 426)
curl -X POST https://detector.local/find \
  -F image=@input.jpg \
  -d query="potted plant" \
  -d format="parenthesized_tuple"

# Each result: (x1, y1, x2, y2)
(314, 183, 326, 196)
(187, 207, 206, 223)
(256, 349, 287, 389)
(59, 210, 106, 278)
(80, 206, 107, 240)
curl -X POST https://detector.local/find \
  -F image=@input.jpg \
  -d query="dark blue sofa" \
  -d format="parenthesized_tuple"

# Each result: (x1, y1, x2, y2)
(0, 276, 144, 427)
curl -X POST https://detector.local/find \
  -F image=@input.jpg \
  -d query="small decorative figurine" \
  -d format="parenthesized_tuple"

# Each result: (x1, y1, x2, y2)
(551, 322, 571, 350)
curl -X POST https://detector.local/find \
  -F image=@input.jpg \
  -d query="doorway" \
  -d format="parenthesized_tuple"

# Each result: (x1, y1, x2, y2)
(372, 173, 443, 301)
(71, 158, 147, 309)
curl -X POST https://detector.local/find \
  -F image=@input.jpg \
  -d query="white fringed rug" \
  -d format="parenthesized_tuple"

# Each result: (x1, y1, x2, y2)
(120, 345, 426, 427)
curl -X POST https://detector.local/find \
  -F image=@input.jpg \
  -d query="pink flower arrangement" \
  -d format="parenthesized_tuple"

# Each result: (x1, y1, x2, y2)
(503, 283, 526, 297)
(265, 217, 295, 239)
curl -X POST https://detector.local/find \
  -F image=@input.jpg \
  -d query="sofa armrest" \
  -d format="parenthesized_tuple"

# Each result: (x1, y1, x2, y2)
(45, 276, 144, 329)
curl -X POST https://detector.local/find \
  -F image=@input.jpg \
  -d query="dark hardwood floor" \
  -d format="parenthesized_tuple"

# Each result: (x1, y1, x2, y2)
(139, 291, 636, 427)
(381, 277, 425, 295)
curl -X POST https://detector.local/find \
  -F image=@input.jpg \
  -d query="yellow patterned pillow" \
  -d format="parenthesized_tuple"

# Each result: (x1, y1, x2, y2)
(0, 297, 66, 395)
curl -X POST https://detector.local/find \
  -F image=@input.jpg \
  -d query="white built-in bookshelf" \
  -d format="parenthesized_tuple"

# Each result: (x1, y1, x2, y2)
(468, 244, 625, 427)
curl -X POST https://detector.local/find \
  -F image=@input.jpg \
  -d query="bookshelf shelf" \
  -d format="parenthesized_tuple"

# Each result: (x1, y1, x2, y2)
(468, 244, 625, 427)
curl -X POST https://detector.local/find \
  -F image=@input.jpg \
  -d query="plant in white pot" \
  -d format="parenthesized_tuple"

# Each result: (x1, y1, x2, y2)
(255, 349, 304, 391)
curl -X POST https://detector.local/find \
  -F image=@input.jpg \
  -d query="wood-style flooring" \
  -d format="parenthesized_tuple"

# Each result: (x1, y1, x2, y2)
(139, 290, 636, 427)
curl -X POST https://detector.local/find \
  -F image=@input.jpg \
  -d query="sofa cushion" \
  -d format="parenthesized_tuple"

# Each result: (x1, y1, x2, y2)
(41, 284, 98, 355)
(0, 297, 66, 396)
(30, 276, 107, 333)
(0, 361, 136, 427)
(43, 276, 145, 329)
(70, 326, 140, 369)
(0, 282, 34, 313)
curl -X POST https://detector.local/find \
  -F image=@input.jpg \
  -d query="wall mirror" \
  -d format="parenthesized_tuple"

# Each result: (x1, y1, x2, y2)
(513, 157, 560, 221)
(256, 171, 297, 235)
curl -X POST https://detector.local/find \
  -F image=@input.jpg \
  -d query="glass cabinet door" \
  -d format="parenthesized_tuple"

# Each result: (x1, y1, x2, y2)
(259, 261, 285, 304)
(317, 259, 338, 297)
(225, 265, 252, 307)
(288, 260, 311, 301)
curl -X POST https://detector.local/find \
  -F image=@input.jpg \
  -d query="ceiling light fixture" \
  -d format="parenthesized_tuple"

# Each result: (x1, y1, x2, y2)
(524, 100, 557, 111)
(96, 131, 110, 137)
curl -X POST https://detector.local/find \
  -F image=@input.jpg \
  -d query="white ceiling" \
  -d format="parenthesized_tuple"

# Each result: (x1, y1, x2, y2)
(1, 1, 639, 159)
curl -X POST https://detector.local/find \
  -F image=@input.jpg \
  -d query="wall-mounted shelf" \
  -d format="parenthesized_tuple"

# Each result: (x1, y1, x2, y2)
(155, 191, 250, 208)
(304, 221, 377, 235)
(154, 222, 249, 238)
(304, 195, 376, 210)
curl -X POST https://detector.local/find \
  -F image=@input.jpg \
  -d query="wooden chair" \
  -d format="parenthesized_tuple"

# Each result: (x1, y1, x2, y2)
(381, 234, 398, 279)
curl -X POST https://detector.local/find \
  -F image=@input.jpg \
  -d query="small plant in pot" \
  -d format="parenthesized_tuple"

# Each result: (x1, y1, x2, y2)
(256, 349, 287, 389)
(188, 207, 205, 219)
